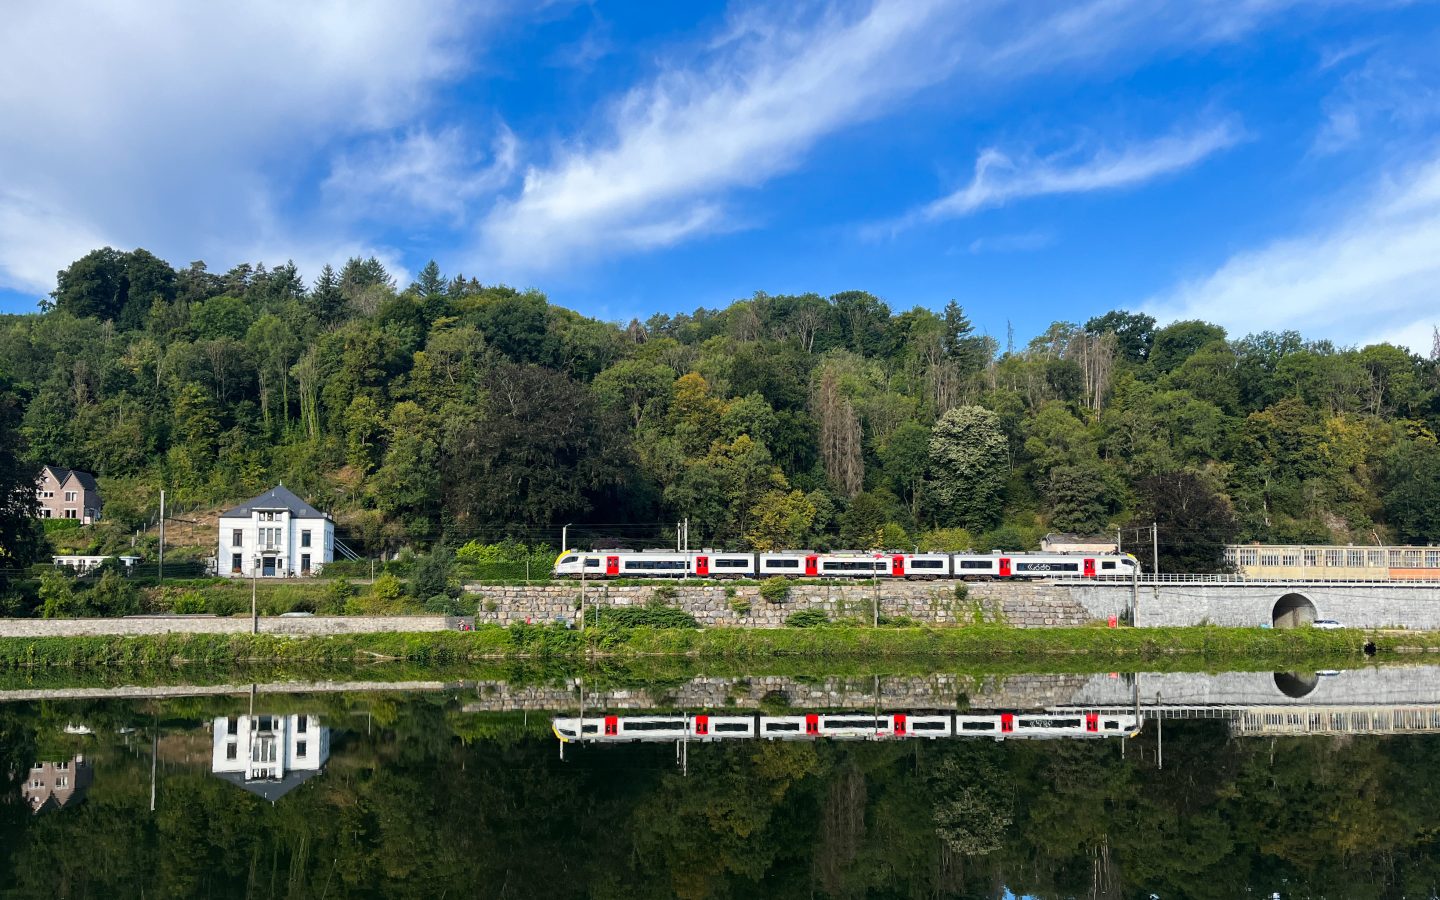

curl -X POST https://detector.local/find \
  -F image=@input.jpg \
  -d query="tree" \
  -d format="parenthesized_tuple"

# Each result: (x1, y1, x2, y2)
(1148, 320, 1226, 375)
(0, 374, 42, 591)
(814, 368, 863, 497)
(941, 300, 989, 374)
(1383, 441, 1440, 544)
(927, 406, 1008, 531)
(50, 247, 176, 328)
(1085, 310, 1156, 363)
(1129, 470, 1239, 573)
(744, 490, 817, 550)
(1047, 463, 1122, 534)
(310, 264, 348, 324)
(878, 420, 930, 518)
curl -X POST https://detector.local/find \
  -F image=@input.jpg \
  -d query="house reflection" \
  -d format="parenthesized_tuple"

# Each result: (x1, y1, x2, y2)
(211, 714, 330, 802)
(20, 756, 93, 814)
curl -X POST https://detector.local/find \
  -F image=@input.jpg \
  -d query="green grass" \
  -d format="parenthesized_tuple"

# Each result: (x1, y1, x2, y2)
(0, 623, 1414, 675)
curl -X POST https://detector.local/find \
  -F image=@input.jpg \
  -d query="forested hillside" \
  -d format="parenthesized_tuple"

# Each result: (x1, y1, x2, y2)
(3, 246, 1440, 576)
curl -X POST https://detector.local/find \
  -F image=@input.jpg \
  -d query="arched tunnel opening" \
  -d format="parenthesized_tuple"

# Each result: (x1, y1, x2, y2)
(1272, 593, 1318, 629)
(1274, 671, 1320, 698)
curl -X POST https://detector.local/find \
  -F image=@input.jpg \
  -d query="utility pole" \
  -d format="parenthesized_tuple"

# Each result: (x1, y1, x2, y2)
(251, 554, 259, 635)
(873, 553, 880, 628)
(562, 523, 571, 552)
(1131, 556, 1139, 625)
(579, 554, 587, 632)
(1116, 528, 1122, 555)
(1152, 522, 1160, 578)
(158, 489, 165, 585)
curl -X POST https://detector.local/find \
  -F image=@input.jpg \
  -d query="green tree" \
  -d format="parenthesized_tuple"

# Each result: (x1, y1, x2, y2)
(1383, 440, 1440, 544)
(0, 373, 41, 591)
(926, 405, 1008, 531)
(745, 489, 817, 550)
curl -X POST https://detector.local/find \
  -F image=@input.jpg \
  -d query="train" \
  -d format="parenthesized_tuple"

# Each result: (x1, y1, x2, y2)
(552, 710, 1143, 743)
(552, 549, 1140, 580)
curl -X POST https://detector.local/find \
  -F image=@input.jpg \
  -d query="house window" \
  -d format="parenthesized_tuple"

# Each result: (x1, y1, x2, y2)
(40, 509, 51, 518)
(232, 529, 243, 547)
(301, 529, 311, 548)
(297, 718, 308, 734)
(227, 717, 238, 735)
(56, 776, 68, 788)
(64, 509, 77, 519)
(56, 762, 67, 770)
(40, 490, 53, 498)
(231, 553, 242, 574)
(65, 491, 77, 502)
(300, 554, 310, 575)
(226, 744, 237, 760)
(296, 741, 307, 758)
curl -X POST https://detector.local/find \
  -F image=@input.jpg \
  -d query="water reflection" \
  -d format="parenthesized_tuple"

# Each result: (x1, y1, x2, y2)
(2, 666, 1440, 898)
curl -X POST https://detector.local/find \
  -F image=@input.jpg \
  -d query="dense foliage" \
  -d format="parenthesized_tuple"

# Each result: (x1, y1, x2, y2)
(6, 247, 1440, 574)
(2, 694, 1439, 898)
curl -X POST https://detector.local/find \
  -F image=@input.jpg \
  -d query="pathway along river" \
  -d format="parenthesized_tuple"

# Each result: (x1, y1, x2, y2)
(3, 665, 1440, 898)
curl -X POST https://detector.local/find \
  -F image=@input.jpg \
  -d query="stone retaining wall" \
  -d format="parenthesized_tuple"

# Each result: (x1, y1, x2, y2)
(463, 581, 1109, 628)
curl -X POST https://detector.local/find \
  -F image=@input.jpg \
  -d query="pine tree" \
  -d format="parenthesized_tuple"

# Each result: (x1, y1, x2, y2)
(310, 264, 346, 324)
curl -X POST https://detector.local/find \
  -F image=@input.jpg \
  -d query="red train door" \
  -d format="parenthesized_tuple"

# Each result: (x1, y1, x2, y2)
(891, 555, 905, 577)
(1000, 713, 1014, 734)
(604, 715, 618, 736)
(805, 714, 820, 736)
(804, 555, 819, 577)
(605, 555, 619, 577)
(998, 557, 1012, 578)
(695, 555, 709, 577)
(893, 713, 907, 735)
(1083, 558, 1096, 578)
(1085, 713, 1099, 733)
(694, 715, 709, 736)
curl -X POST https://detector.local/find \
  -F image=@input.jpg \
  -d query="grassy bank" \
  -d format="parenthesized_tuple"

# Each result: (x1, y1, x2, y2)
(0, 623, 1417, 673)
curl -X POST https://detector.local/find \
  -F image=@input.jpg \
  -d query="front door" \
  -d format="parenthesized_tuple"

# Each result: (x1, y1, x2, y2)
(261, 557, 276, 577)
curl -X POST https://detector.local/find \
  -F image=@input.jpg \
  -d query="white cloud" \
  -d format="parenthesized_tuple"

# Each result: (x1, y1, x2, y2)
(898, 124, 1241, 228)
(1146, 153, 1440, 353)
(0, 0, 491, 291)
(323, 127, 519, 223)
(476, 0, 1323, 275)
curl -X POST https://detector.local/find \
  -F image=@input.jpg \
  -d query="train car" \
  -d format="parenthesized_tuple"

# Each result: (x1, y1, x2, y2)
(552, 714, 759, 743)
(758, 552, 813, 577)
(693, 552, 757, 578)
(951, 552, 1138, 581)
(554, 711, 1141, 743)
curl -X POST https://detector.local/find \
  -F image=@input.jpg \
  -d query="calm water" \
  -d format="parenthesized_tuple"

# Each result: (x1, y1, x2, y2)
(4, 666, 1440, 899)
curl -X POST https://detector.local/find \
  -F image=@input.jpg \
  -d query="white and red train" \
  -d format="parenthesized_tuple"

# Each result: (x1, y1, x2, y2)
(552, 710, 1143, 743)
(552, 549, 1138, 580)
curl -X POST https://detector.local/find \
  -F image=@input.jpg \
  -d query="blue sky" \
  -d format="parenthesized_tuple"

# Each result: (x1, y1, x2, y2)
(4, 1, 1440, 350)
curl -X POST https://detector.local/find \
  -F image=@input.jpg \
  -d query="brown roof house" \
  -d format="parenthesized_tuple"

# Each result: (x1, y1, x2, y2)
(36, 466, 102, 523)
(20, 756, 94, 814)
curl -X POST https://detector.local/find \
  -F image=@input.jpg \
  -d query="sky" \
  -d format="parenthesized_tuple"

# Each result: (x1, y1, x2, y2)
(3, 0, 1440, 351)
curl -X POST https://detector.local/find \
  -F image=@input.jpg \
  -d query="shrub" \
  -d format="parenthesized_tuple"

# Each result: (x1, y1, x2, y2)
(321, 578, 357, 614)
(38, 569, 81, 619)
(410, 544, 455, 599)
(785, 609, 829, 628)
(759, 577, 790, 604)
(651, 583, 678, 604)
(89, 569, 140, 616)
(171, 591, 207, 614)
(586, 606, 698, 629)
(728, 596, 752, 616)
(207, 593, 245, 616)
(424, 594, 467, 615)
(953, 582, 969, 602)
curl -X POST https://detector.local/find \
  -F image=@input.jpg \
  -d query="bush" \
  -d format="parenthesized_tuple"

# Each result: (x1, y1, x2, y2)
(953, 582, 969, 602)
(728, 596, 752, 616)
(759, 577, 790, 604)
(171, 591, 207, 614)
(321, 578, 357, 614)
(586, 606, 698, 629)
(651, 583, 678, 604)
(410, 544, 455, 599)
(785, 609, 830, 628)
(207, 593, 245, 616)
(424, 594, 468, 615)
(89, 569, 140, 616)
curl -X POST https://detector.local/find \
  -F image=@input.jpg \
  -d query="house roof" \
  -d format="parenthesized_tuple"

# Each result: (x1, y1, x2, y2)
(219, 484, 327, 519)
(41, 466, 100, 493)
(213, 768, 322, 802)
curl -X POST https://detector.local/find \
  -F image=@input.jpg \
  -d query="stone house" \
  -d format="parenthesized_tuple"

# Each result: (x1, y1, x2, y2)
(211, 714, 330, 802)
(21, 756, 94, 814)
(36, 465, 102, 523)
(216, 484, 334, 578)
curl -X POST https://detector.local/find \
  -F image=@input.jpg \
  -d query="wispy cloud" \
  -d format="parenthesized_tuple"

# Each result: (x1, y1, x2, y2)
(1146, 152, 1440, 353)
(967, 231, 1056, 254)
(893, 123, 1242, 230)
(476, 0, 1313, 275)
(323, 127, 519, 223)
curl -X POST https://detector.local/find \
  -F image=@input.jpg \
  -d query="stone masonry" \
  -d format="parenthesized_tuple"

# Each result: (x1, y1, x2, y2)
(463, 581, 1107, 628)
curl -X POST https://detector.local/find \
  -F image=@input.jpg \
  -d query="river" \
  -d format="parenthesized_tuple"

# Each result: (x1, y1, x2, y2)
(3, 664, 1439, 898)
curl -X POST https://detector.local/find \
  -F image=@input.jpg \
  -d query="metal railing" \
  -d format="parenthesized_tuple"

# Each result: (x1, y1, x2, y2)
(1054, 573, 1440, 586)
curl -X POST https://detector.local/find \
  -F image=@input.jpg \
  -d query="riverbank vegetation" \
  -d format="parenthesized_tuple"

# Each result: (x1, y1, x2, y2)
(0, 624, 1410, 673)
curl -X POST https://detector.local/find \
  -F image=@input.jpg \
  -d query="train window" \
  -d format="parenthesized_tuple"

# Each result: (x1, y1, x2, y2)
(1019, 717, 1081, 728)
(960, 721, 996, 731)
(824, 561, 886, 572)
(584, 558, 601, 568)
(764, 722, 800, 732)
(764, 558, 800, 569)
(826, 718, 880, 728)
(625, 560, 687, 570)
(623, 720, 684, 731)
(714, 723, 750, 733)
(911, 721, 946, 731)
(1101, 561, 1116, 570)
(582, 724, 598, 734)
(560, 555, 578, 565)
(959, 561, 992, 569)
(713, 558, 750, 568)
(911, 559, 945, 569)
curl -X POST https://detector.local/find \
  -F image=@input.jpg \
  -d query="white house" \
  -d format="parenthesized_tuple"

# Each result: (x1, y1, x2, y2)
(216, 484, 334, 578)
(211, 714, 330, 802)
